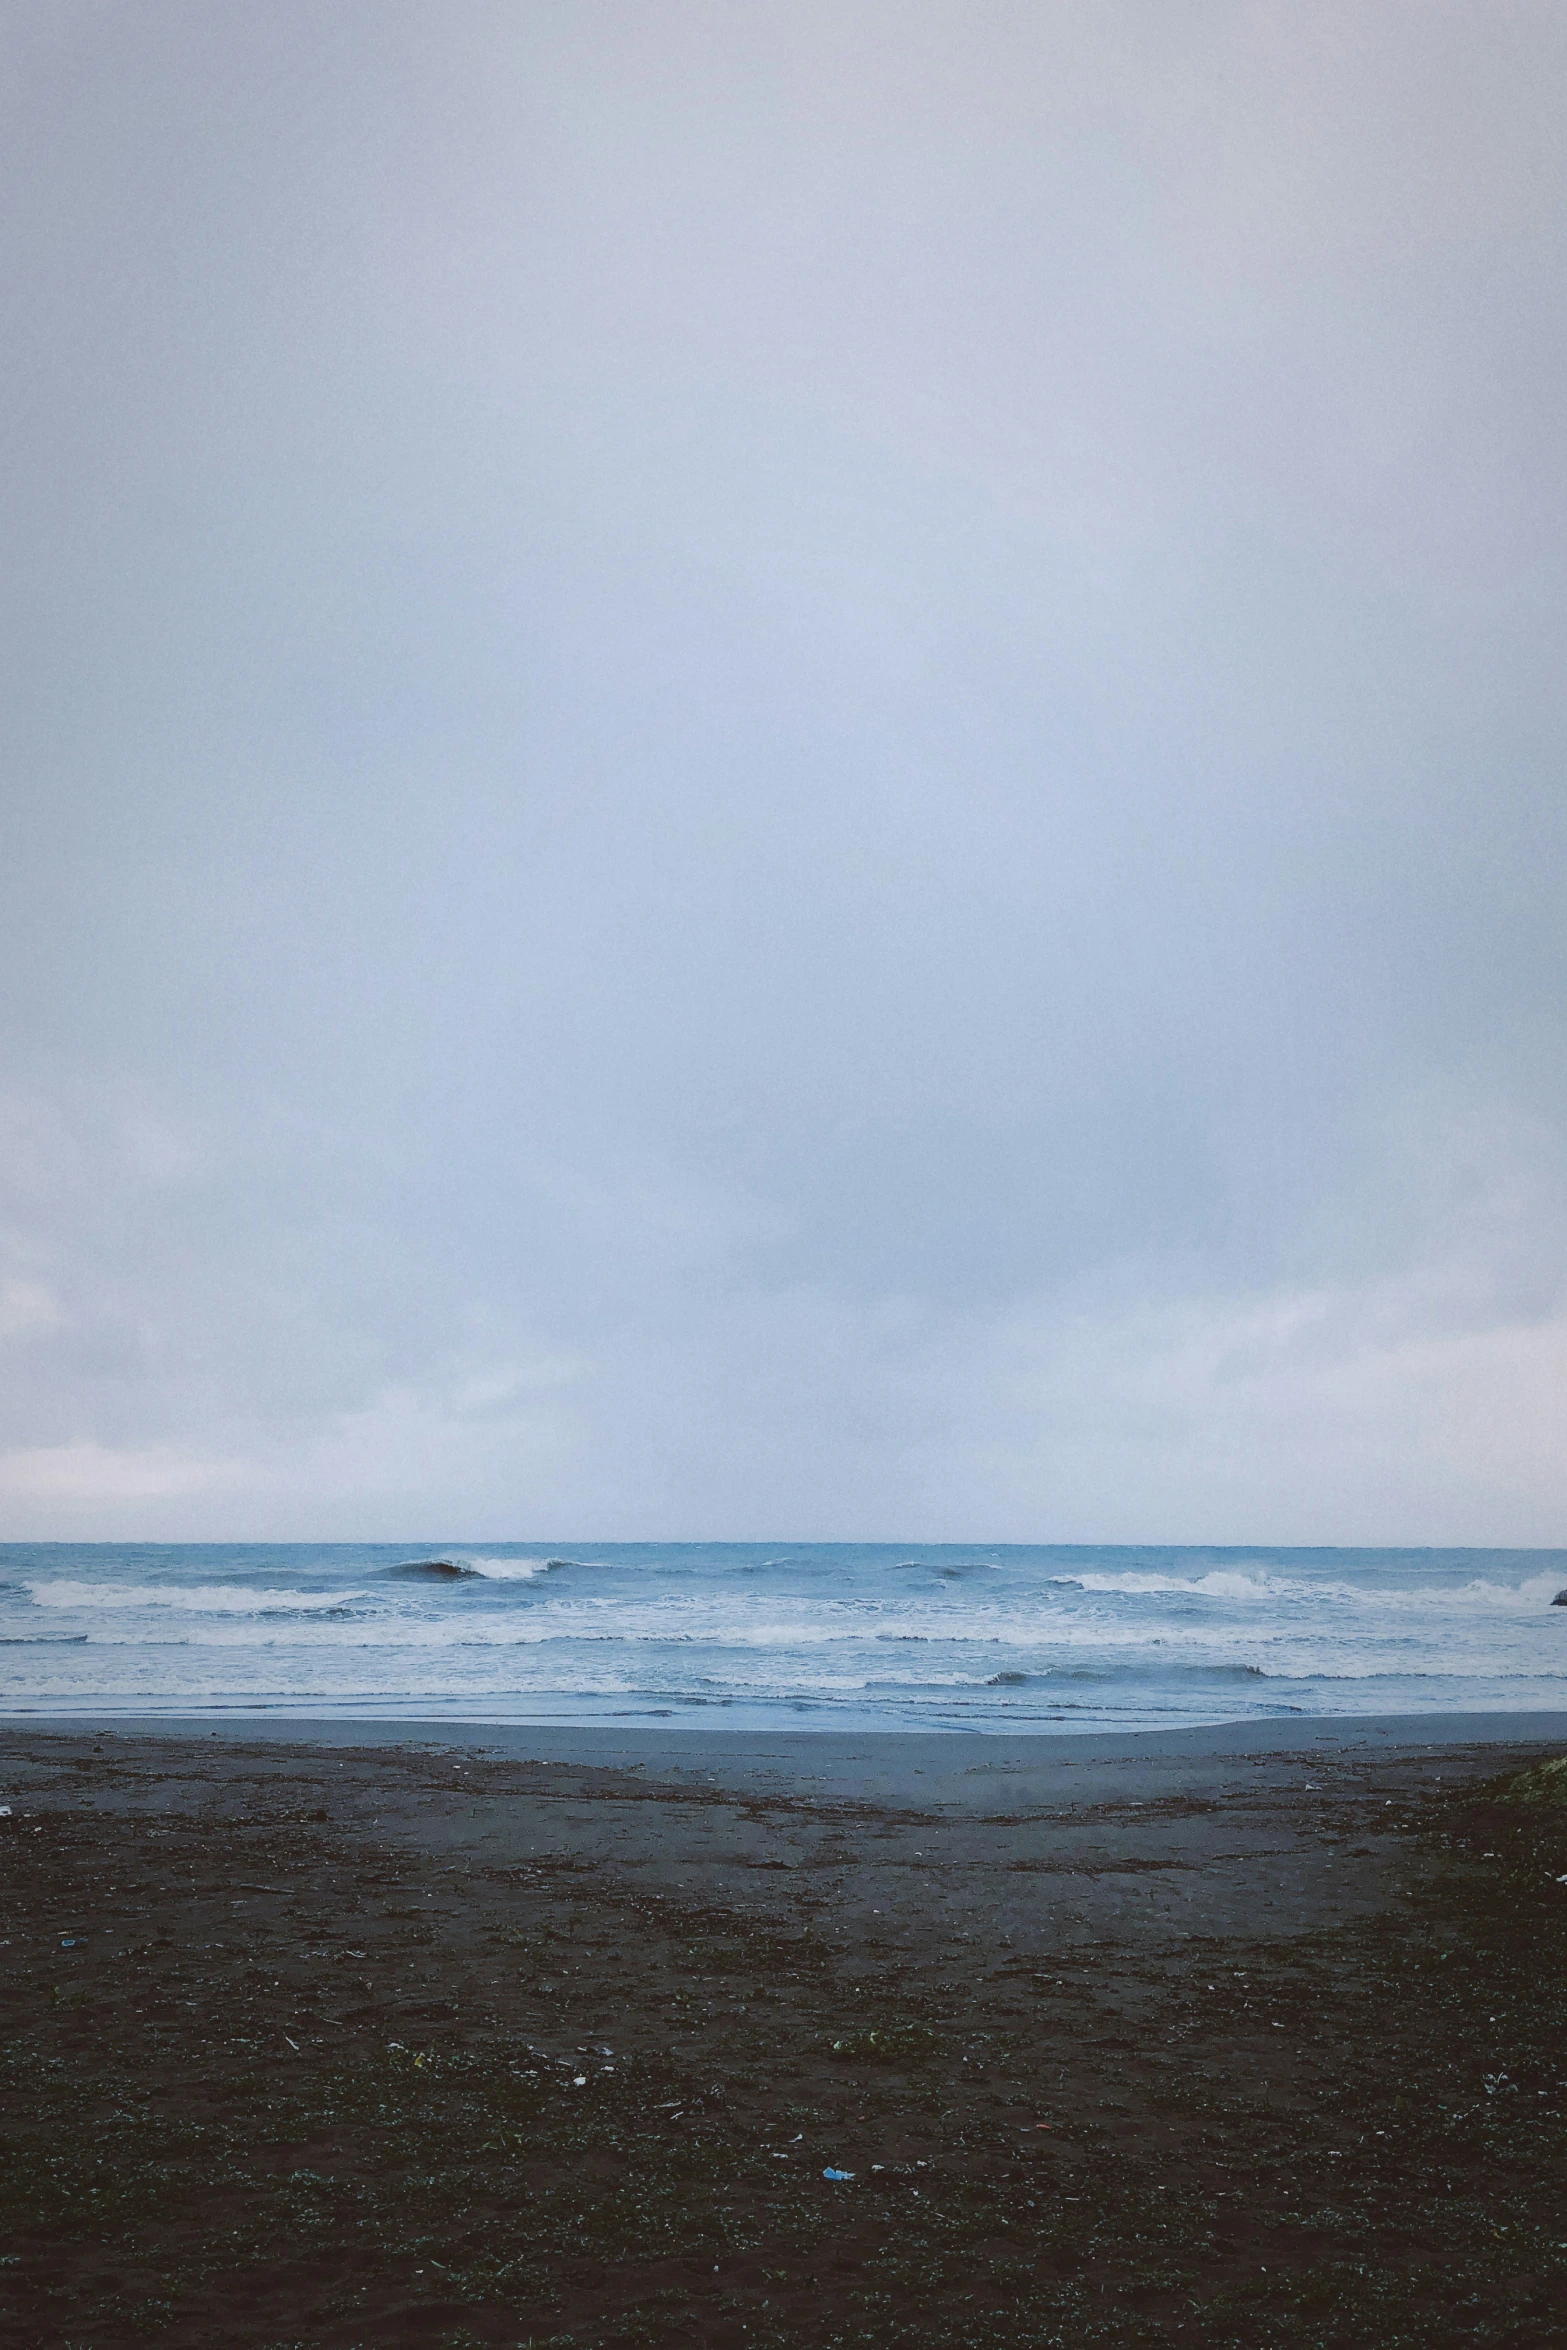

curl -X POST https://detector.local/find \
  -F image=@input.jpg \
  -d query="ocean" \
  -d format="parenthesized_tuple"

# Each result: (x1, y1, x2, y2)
(3, 1542, 1566, 1732)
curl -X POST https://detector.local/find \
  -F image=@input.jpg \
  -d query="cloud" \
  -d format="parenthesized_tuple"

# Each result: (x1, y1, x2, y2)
(0, 4, 1563, 1537)
(0, 1440, 241, 1506)
(0, 1279, 61, 1341)
(970, 1277, 1567, 1548)
(0, 1073, 1562, 1543)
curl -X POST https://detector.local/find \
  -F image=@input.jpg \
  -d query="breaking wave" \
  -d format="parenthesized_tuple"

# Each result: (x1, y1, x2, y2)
(1053, 1568, 1565, 1610)
(387, 1554, 570, 1583)
(467, 1556, 578, 1581)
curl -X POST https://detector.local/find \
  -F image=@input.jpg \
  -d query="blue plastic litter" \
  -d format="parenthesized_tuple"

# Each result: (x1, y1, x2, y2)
(823, 2167, 855, 2181)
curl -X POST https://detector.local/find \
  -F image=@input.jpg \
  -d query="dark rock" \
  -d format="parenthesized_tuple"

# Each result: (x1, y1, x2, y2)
(1552, 1590, 1567, 1606)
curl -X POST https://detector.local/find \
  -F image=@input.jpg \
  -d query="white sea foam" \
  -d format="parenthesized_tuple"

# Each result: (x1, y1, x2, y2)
(460, 1556, 563, 1581)
(1058, 1569, 1294, 1599)
(1431, 1573, 1566, 1610)
(1054, 1567, 1565, 1611)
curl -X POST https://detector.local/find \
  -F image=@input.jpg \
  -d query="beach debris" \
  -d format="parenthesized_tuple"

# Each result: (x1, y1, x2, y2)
(0, 1806, 10, 1817)
(572, 2075, 587, 2086)
(823, 2167, 855, 2182)
(830, 2020, 937, 2064)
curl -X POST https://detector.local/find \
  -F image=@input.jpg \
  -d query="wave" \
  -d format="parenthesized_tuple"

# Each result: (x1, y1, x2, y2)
(7, 1545, 1563, 1731)
(1049, 1567, 1565, 1609)
(1431, 1574, 1567, 1610)
(1053, 1569, 1293, 1600)
(24, 1580, 369, 1616)
(1288, 1667, 1567, 1685)
(383, 1554, 569, 1584)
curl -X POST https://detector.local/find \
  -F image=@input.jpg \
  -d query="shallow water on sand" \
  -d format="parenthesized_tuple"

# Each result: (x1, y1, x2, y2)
(4, 1541, 1566, 1732)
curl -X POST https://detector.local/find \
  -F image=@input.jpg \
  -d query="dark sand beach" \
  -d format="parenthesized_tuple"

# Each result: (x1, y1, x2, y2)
(5, 1714, 1567, 2348)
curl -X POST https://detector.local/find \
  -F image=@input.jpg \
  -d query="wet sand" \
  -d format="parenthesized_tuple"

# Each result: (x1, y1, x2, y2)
(17, 1708, 1567, 1947)
(5, 1712, 1567, 2347)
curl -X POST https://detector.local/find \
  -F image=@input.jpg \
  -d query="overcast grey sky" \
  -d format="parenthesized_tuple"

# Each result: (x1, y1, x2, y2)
(2, 1, 1564, 1542)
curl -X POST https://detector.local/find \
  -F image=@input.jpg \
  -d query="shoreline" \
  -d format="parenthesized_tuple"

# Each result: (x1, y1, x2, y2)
(14, 1700, 1567, 1744)
(8, 1701, 1567, 1783)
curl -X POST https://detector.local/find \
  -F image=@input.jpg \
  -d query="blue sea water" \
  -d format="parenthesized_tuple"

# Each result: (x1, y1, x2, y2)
(2, 1543, 1566, 1732)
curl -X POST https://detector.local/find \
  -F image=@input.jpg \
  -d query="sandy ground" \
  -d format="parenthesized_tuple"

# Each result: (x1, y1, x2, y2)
(5, 1711, 1567, 2348)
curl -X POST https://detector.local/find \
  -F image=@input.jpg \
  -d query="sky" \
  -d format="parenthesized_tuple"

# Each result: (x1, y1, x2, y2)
(1, 0, 1564, 1543)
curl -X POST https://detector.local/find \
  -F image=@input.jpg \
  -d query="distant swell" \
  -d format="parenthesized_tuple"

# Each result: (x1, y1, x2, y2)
(25, 1580, 367, 1616)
